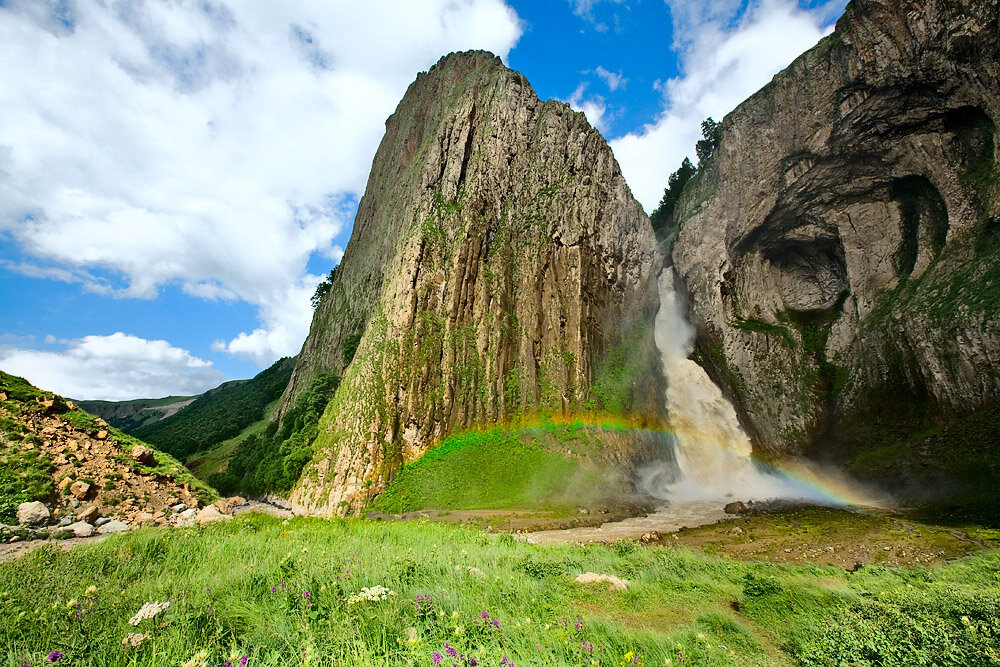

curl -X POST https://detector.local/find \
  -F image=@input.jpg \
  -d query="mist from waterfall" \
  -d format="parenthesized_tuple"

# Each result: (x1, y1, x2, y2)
(643, 269, 837, 504)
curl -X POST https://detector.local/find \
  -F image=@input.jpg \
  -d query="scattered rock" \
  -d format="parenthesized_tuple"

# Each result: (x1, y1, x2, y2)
(94, 517, 111, 527)
(213, 500, 233, 515)
(578, 508, 590, 515)
(130, 445, 155, 466)
(226, 496, 247, 506)
(57, 476, 73, 491)
(58, 517, 72, 527)
(16, 501, 49, 527)
(179, 508, 198, 521)
(97, 519, 129, 534)
(724, 501, 747, 515)
(0, 392, 7, 401)
(96, 430, 108, 440)
(135, 512, 154, 525)
(574, 572, 629, 591)
(640, 531, 662, 543)
(171, 503, 188, 513)
(69, 480, 91, 500)
(731, 527, 744, 535)
(195, 506, 231, 524)
(67, 521, 95, 538)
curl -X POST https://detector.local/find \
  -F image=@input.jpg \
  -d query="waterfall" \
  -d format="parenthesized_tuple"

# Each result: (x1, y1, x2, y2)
(644, 269, 812, 502)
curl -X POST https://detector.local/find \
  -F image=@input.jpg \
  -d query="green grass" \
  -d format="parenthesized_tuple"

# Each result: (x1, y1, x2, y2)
(186, 400, 279, 482)
(369, 422, 633, 514)
(1, 514, 998, 666)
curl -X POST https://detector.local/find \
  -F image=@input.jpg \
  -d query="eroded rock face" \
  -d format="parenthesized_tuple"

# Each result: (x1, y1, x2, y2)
(671, 0, 999, 456)
(288, 51, 662, 515)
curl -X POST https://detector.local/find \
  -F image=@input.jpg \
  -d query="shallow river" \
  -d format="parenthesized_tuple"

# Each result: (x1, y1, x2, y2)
(527, 500, 731, 544)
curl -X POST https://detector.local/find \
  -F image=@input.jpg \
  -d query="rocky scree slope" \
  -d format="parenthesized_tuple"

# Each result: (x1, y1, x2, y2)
(671, 0, 1000, 488)
(0, 372, 217, 538)
(285, 51, 663, 515)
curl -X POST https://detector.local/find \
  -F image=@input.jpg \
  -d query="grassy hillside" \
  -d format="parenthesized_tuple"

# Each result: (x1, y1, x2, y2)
(76, 395, 196, 432)
(185, 399, 279, 482)
(1, 513, 997, 665)
(132, 357, 295, 461)
(370, 417, 665, 517)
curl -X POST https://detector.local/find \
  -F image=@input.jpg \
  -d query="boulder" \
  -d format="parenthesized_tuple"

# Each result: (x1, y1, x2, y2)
(57, 476, 73, 491)
(179, 508, 198, 520)
(96, 430, 108, 440)
(94, 516, 111, 527)
(640, 531, 662, 543)
(130, 445, 156, 466)
(226, 496, 247, 506)
(97, 520, 129, 534)
(58, 517, 72, 527)
(16, 501, 49, 527)
(574, 572, 629, 592)
(724, 501, 748, 515)
(195, 506, 231, 524)
(69, 481, 91, 500)
(135, 512, 154, 525)
(213, 500, 233, 515)
(67, 521, 95, 538)
(76, 504, 100, 523)
(171, 503, 188, 513)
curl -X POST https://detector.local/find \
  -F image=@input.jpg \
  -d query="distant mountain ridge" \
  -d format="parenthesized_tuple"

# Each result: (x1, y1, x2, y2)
(77, 395, 196, 432)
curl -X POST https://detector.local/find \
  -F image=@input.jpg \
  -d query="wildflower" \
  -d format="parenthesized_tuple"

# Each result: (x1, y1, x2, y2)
(347, 585, 397, 605)
(47, 652, 64, 662)
(469, 659, 478, 666)
(453, 625, 464, 636)
(444, 643, 457, 657)
(122, 633, 150, 648)
(451, 611, 459, 619)
(183, 649, 209, 667)
(128, 600, 170, 626)
(66, 599, 77, 608)
(432, 652, 443, 666)
(270, 586, 277, 593)
(240, 658, 248, 667)
(85, 585, 97, 595)
(304, 591, 311, 600)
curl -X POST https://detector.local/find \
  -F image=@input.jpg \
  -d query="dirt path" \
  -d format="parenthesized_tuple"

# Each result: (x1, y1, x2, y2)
(528, 500, 729, 544)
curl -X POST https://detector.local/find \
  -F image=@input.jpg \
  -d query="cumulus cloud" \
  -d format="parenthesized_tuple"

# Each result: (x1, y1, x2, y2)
(0, 0, 522, 366)
(594, 65, 626, 92)
(0, 332, 226, 400)
(611, 0, 838, 210)
(567, 83, 608, 133)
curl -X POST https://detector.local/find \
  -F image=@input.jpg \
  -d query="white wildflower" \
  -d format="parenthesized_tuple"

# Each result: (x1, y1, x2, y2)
(346, 585, 398, 605)
(128, 600, 171, 626)
(121, 632, 150, 648)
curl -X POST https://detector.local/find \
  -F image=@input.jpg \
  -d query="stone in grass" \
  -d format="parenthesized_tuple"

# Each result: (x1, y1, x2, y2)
(97, 519, 129, 534)
(574, 572, 630, 592)
(67, 521, 95, 538)
(16, 501, 50, 527)
(130, 445, 156, 466)
(94, 516, 111, 527)
(195, 506, 232, 524)
(179, 508, 198, 521)
(724, 501, 748, 515)
(226, 496, 247, 506)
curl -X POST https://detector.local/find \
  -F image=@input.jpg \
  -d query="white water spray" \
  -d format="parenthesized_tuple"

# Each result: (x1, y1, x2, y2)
(646, 269, 826, 503)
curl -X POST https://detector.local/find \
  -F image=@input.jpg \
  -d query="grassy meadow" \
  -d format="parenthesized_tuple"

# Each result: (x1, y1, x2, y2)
(2, 513, 999, 666)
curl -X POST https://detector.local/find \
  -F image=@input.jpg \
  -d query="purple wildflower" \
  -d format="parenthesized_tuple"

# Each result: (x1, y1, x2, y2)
(575, 617, 584, 631)
(47, 652, 64, 663)
(480, 611, 489, 620)
(271, 586, 277, 593)
(432, 652, 443, 666)
(240, 657, 249, 667)
(469, 659, 478, 667)
(501, 657, 507, 666)
(225, 661, 232, 667)
(492, 619, 501, 629)
(444, 643, 457, 657)
(304, 590, 311, 600)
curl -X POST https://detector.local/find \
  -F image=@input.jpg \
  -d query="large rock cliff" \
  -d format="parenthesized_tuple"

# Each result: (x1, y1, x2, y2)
(286, 52, 662, 515)
(671, 0, 999, 482)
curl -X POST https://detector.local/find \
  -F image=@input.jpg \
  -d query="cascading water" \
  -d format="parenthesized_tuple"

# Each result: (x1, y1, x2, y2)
(644, 269, 824, 503)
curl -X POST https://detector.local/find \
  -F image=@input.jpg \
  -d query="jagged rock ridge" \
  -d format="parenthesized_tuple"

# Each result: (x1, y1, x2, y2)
(285, 51, 662, 515)
(671, 0, 999, 473)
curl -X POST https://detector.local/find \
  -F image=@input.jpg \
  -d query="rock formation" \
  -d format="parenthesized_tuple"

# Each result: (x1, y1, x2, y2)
(671, 0, 999, 468)
(286, 51, 662, 515)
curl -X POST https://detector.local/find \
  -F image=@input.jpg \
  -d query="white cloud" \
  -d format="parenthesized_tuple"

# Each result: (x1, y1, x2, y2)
(0, 332, 226, 400)
(610, 0, 836, 211)
(567, 82, 607, 133)
(0, 0, 523, 366)
(594, 65, 626, 91)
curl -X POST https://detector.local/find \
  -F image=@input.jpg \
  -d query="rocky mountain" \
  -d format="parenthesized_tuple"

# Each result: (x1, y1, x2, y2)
(77, 395, 197, 432)
(0, 371, 220, 538)
(670, 0, 999, 493)
(284, 51, 663, 515)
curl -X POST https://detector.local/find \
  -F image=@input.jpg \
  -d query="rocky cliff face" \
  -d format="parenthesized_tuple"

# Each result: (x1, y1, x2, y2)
(286, 52, 662, 515)
(671, 0, 1000, 468)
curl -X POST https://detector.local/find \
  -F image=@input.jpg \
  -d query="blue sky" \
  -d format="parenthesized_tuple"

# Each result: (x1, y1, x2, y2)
(0, 0, 843, 400)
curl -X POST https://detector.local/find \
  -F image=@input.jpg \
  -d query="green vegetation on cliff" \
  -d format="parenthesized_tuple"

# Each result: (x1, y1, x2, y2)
(132, 357, 295, 461)
(210, 372, 340, 496)
(77, 395, 196, 432)
(2, 513, 998, 666)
